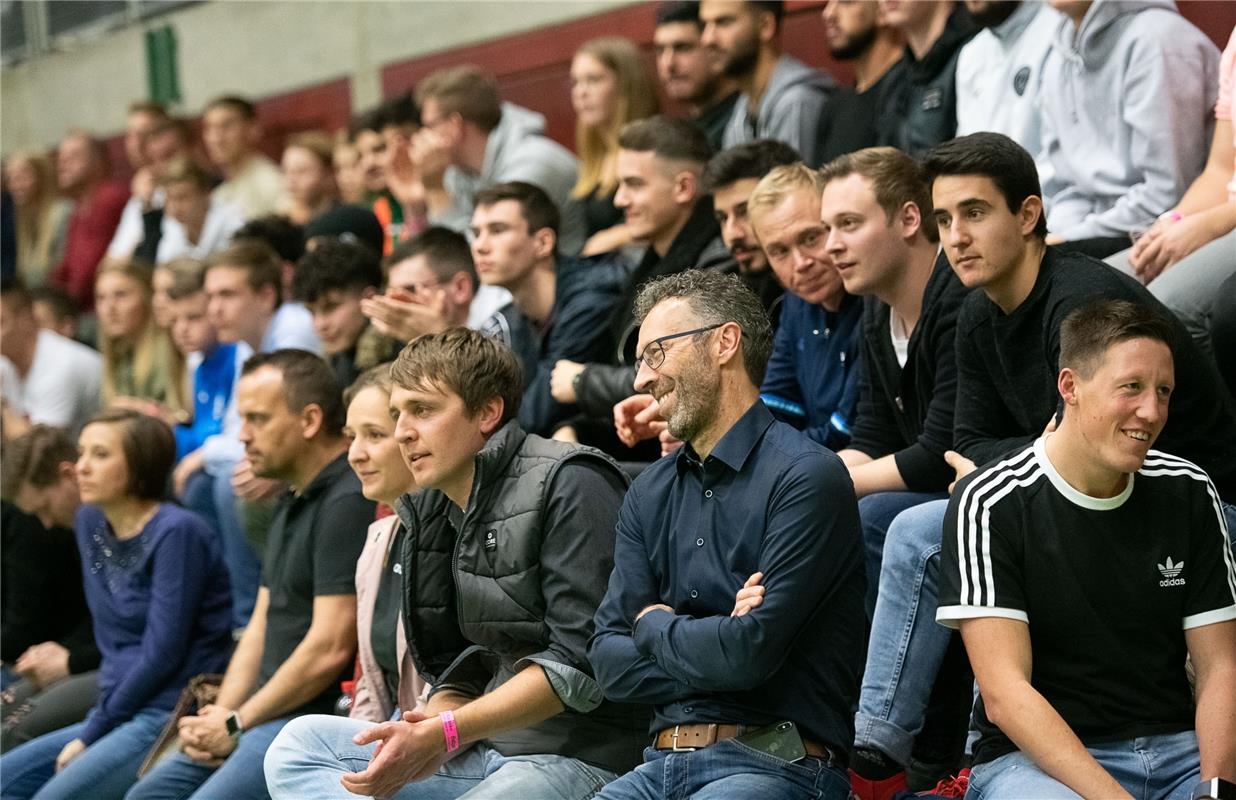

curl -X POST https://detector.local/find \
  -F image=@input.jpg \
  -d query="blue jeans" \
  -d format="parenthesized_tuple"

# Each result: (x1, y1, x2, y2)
(596, 742, 849, 800)
(967, 730, 1200, 799)
(124, 716, 293, 800)
(858, 491, 947, 618)
(0, 707, 168, 800)
(263, 715, 618, 800)
(854, 498, 952, 767)
(211, 469, 259, 630)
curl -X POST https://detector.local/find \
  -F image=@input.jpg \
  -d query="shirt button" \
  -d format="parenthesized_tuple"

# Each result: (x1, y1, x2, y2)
(690, 589, 699, 599)
(684, 706, 694, 713)
(650, 654, 656, 662)
(704, 490, 713, 498)
(812, 329, 819, 336)
(696, 538, 704, 547)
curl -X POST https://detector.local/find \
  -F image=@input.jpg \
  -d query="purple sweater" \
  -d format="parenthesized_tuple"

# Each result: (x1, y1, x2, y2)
(76, 503, 232, 745)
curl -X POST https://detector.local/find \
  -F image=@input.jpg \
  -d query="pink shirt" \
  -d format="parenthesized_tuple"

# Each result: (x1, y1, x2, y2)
(1218, 27, 1236, 200)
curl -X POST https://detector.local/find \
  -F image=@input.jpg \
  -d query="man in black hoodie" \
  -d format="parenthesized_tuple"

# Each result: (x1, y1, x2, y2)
(878, 0, 976, 156)
(550, 117, 735, 445)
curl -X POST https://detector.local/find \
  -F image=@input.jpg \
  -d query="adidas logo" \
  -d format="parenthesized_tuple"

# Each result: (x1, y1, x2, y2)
(1158, 557, 1185, 587)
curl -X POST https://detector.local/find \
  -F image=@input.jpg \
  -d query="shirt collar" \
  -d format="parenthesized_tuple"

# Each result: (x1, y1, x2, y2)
(294, 451, 351, 502)
(676, 400, 775, 475)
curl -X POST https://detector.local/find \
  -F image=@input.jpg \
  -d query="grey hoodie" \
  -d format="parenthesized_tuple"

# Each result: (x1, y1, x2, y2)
(722, 55, 836, 166)
(1039, 0, 1219, 241)
(438, 102, 584, 254)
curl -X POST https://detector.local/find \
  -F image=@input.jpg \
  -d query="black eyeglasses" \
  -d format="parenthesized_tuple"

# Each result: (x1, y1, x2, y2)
(635, 323, 725, 371)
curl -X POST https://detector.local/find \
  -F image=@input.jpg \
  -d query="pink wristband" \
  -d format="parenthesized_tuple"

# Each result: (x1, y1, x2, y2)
(440, 710, 461, 753)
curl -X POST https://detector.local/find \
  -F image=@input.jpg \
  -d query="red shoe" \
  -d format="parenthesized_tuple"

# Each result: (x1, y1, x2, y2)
(920, 767, 971, 798)
(849, 768, 909, 800)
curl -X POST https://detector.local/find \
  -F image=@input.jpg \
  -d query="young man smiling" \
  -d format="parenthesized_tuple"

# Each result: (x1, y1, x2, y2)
(264, 328, 646, 799)
(938, 299, 1236, 798)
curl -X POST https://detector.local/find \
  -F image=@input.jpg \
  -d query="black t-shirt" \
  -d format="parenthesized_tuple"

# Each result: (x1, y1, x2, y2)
(259, 453, 375, 714)
(369, 523, 406, 702)
(816, 59, 907, 165)
(938, 439, 1236, 766)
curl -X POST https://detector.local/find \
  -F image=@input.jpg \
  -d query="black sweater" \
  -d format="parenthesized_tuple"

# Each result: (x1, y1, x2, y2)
(849, 254, 969, 492)
(954, 247, 1236, 500)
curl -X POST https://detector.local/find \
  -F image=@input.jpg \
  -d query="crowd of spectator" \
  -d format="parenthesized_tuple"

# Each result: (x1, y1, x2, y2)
(1, 1, 1234, 799)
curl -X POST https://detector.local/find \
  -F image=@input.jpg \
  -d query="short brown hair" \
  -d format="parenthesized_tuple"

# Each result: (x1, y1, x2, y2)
(343, 362, 395, 407)
(818, 147, 939, 244)
(389, 327, 522, 428)
(82, 408, 176, 500)
(128, 101, 169, 120)
(1, 425, 77, 500)
(415, 66, 502, 132)
(617, 115, 713, 168)
(1059, 299, 1175, 379)
(242, 349, 347, 436)
(207, 240, 284, 305)
(474, 181, 560, 238)
(385, 227, 477, 288)
(284, 131, 335, 168)
(164, 257, 208, 300)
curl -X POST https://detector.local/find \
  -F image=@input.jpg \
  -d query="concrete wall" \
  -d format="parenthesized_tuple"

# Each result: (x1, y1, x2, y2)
(0, 0, 628, 151)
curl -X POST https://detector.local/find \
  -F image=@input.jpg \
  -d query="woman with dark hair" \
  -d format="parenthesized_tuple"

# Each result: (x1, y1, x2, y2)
(0, 409, 233, 800)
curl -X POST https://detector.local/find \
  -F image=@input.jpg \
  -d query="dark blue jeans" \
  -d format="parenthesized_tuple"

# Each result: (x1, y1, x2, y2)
(596, 741, 850, 800)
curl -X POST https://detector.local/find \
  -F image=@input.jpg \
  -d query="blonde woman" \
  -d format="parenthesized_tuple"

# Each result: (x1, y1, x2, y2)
(94, 261, 189, 422)
(4, 152, 72, 288)
(569, 37, 660, 255)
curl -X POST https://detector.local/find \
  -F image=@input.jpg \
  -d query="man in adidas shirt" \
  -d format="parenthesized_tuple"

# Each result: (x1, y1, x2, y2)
(937, 299, 1236, 798)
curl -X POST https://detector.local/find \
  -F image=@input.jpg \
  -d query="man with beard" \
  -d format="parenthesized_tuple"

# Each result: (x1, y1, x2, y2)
(701, 0, 836, 167)
(654, 2, 742, 151)
(954, 0, 1059, 152)
(702, 139, 801, 314)
(589, 269, 865, 800)
(817, 0, 907, 163)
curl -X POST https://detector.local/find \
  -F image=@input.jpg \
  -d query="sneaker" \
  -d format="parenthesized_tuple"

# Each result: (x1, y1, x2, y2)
(850, 769, 909, 800)
(919, 768, 970, 798)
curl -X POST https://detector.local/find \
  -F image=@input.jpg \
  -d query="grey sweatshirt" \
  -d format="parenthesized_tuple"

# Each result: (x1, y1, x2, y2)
(722, 55, 836, 166)
(1039, 0, 1219, 241)
(438, 102, 584, 254)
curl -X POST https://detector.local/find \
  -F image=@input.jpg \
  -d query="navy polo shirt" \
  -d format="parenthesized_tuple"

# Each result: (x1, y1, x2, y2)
(588, 401, 866, 753)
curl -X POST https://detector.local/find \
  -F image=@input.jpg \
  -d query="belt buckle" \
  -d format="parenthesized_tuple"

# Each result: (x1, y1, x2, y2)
(670, 724, 696, 752)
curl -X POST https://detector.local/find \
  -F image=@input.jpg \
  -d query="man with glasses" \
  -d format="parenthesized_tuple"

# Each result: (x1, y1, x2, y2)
(359, 226, 511, 344)
(589, 269, 865, 800)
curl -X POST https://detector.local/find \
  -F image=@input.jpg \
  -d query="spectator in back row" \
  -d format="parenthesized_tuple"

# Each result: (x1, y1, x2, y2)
(816, 0, 906, 165)
(704, 0, 836, 167)
(49, 130, 129, 311)
(0, 410, 233, 800)
(877, 0, 976, 157)
(278, 132, 339, 226)
(142, 157, 245, 265)
(3, 151, 72, 289)
(202, 95, 284, 221)
(653, 2, 741, 152)
(0, 276, 101, 438)
(415, 65, 586, 254)
(569, 36, 660, 256)
(108, 117, 198, 265)
(105, 102, 172, 262)
(128, 350, 373, 800)
(1041, 0, 1219, 257)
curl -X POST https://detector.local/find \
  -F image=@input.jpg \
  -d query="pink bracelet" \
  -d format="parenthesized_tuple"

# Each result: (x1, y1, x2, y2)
(440, 710, 461, 753)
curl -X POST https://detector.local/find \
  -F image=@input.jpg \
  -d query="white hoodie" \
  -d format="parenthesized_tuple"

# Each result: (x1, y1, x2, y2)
(1039, 0, 1219, 241)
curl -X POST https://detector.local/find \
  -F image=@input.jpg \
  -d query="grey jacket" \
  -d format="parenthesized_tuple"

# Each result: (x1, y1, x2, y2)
(722, 55, 836, 167)
(437, 103, 585, 254)
(396, 422, 648, 772)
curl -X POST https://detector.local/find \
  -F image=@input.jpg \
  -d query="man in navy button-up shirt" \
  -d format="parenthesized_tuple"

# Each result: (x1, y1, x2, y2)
(589, 269, 866, 800)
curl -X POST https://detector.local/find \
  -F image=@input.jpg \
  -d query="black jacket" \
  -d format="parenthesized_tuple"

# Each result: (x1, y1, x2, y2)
(488, 254, 626, 437)
(848, 255, 969, 492)
(1, 501, 100, 672)
(878, 9, 977, 156)
(575, 199, 737, 419)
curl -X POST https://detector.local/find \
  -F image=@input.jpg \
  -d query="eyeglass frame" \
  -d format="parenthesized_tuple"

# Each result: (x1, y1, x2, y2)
(635, 322, 727, 371)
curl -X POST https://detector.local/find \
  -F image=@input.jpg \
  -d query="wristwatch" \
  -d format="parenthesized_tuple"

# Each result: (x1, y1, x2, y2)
(225, 711, 244, 742)
(1191, 778, 1236, 800)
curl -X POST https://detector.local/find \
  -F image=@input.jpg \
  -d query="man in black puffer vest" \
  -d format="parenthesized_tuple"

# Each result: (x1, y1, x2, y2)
(264, 328, 648, 800)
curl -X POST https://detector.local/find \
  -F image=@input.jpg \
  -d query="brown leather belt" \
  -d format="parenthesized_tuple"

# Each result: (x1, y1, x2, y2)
(652, 723, 840, 764)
